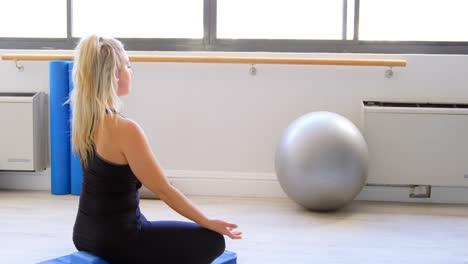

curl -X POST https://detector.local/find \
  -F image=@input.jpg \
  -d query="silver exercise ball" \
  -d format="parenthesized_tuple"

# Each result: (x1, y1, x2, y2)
(275, 112, 369, 211)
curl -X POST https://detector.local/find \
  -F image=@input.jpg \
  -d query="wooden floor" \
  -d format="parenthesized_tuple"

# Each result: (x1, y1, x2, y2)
(1, 190, 467, 264)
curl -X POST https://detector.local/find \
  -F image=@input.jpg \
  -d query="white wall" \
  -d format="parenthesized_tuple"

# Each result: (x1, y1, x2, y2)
(1, 50, 467, 202)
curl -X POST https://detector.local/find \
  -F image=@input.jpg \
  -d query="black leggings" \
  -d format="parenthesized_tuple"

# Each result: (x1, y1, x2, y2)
(75, 221, 226, 264)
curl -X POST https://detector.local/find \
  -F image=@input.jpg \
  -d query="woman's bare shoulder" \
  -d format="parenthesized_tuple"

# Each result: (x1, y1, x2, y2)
(115, 116, 145, 144)
(114, 116, 151, 161)
(116, 115, 141, 131)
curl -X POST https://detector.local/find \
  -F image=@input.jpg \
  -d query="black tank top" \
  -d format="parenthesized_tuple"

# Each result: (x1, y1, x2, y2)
(73, 144, 146, 251)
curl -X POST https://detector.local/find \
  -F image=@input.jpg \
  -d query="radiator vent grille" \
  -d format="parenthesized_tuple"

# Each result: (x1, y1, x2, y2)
(363, 101, 468, 109)
(0, 93, 37, 97)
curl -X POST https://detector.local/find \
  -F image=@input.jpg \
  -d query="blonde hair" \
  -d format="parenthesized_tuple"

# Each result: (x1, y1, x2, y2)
(68, 35, 127, 168)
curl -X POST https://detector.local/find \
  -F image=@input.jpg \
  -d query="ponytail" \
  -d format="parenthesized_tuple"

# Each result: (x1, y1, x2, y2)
(68, 35, 126, 168)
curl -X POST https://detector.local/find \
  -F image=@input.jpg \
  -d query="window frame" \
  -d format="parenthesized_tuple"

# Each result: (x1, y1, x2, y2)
(0, 0, 467, 54)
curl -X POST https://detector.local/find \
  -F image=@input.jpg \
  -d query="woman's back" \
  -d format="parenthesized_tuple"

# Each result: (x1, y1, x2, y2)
(73, 115, 146, 252)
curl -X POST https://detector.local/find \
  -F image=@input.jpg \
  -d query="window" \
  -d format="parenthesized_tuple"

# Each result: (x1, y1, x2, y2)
(0, 0, 66, 38)
(0, 0, 467, 53)
(217, 0, 343, 40)
(359, 0, 468, 41)
(73, 0, 203, 38)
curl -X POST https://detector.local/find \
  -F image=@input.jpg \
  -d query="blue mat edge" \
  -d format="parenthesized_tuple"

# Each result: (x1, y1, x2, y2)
(37, 250, 237, 264)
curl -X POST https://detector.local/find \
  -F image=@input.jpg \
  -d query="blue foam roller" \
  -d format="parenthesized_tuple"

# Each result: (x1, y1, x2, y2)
(68, 63, 83, 196)
(70, 149, 82, 196)
(50, 61, 72, 195)
(38, 250, 237, 264)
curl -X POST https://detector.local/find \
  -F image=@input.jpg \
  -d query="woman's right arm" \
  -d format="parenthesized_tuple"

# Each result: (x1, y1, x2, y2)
(118, 118, 242, 240)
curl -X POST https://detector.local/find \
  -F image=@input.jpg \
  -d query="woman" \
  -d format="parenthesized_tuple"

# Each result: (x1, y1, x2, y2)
(70, 35, 242, 264)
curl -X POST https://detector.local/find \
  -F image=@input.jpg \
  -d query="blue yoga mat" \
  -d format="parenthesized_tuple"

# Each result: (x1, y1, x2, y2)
(69, 62, 83, 196)
(50, 61, 72, 195)
(37, 250, 237, 264)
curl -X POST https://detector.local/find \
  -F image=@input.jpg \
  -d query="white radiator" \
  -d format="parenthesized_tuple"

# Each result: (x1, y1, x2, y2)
(0, 92, 47, 171)
(362, 101, 468, 187)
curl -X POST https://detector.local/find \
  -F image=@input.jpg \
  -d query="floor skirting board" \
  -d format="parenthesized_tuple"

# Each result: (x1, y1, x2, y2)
(0, 169, 467, 204)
